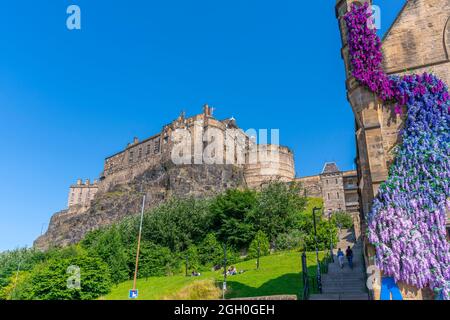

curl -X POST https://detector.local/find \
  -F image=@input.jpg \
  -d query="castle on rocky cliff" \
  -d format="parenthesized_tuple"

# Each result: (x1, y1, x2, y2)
(35, 105, 303, 249)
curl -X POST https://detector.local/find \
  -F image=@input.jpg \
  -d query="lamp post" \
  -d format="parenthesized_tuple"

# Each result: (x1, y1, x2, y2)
(222, 243, 227, 300)
(256, 239, 261, 270)
(328, 210, 334, 263)
(312, 207, 322, 294)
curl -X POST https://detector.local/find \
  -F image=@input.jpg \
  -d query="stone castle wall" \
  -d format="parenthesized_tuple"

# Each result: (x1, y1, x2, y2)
(68, 179, 99, 207)
(245, 145, 296, 189)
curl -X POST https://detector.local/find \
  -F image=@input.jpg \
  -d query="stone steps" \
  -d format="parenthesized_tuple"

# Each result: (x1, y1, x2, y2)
(309, 293, 369, 300)
(322, 287, 367, 294)
(307, 228, 369, 301)
(321, 279, 365, 285)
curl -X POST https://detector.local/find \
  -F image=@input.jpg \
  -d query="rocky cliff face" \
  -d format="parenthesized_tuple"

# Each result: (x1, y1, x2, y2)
(34, 162, 246, 250)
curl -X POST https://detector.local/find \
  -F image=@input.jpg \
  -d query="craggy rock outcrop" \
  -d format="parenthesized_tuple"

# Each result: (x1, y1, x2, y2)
(34, 163, 245, 250)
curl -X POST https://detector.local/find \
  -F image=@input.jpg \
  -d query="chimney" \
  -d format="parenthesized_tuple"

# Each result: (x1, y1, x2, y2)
(133, 137, 139, 144)
(77, 179, 82, 185)
(85, 179, 90, 186)
(203, 104, 213, 117)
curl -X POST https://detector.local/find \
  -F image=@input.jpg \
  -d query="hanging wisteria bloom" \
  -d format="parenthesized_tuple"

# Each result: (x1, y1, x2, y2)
(345, 3, 450, 299)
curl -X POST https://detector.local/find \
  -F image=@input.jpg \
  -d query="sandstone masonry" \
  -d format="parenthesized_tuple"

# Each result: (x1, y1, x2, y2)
(335, 0, 450, 299)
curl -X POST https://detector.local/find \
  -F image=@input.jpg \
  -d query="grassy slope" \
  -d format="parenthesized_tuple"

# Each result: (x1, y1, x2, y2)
(102, 251, 324, 300)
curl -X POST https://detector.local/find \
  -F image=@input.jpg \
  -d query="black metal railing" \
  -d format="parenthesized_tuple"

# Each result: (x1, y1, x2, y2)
(302, 251, 334, 300)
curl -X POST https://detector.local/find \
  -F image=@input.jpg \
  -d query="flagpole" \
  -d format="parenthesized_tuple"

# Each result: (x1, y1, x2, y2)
(132, 192, 146, 292)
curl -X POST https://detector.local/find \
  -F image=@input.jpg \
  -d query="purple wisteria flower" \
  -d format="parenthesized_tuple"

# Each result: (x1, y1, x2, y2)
(345, 2, 450, 300)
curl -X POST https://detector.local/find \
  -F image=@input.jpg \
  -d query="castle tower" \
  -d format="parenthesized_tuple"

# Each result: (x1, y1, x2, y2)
(336, 0, 389, 225)
(336, 0, 392, 300)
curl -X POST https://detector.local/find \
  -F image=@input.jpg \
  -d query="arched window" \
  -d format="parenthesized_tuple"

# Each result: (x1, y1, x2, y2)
(444, 16, 450, 60)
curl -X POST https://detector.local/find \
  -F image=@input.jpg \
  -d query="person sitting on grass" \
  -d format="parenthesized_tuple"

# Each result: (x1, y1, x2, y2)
(228, 266, 237, 275)
(191, 270, 201, 277)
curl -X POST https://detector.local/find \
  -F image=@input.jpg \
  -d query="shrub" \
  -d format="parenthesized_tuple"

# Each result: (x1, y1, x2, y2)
(331, 211, 354, 229)
(162, 280, 221, 300)
(275, 230, 306, 251)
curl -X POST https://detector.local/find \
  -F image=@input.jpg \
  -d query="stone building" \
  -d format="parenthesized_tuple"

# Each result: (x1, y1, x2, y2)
(296, 162, 360, 218)
(335, 0, 450, 299)
(67, 179, 99, 208)
(97, 104, 295, 193)
(38, 105, 297, 249)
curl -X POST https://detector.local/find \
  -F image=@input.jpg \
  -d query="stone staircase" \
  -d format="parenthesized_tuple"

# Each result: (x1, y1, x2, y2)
(309, 229, 369, 300)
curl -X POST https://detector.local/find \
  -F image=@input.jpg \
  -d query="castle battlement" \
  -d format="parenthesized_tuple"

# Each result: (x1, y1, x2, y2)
(97, 105, 295, 190)
(68, 179, 99, 208)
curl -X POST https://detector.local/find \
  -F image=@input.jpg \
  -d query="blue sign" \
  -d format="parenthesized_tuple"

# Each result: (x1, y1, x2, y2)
(380, 277, 403, 300)
(129, 289, 138, 299)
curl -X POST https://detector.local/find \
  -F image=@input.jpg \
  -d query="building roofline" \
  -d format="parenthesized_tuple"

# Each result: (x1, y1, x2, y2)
(381, 0, 409, 43)
(105, 133, 161, 160)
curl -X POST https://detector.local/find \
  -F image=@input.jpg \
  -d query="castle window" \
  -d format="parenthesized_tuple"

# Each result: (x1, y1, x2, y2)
(335, 178, 338, 184)
(154, 142, 160, 154)
(138, 148, 142, 159)
(326, 180, 329, 185)
(129, 151, 134, 163)
(327, 193, 330, 200)
(146, 145, 151, 155)
(337, 192, 340, 199)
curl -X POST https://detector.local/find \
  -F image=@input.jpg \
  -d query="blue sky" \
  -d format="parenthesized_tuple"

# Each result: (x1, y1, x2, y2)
(0, 0, 406, 251)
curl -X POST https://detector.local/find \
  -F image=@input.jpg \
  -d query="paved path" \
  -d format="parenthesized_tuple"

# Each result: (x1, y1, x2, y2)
(309, 229, 369, 300)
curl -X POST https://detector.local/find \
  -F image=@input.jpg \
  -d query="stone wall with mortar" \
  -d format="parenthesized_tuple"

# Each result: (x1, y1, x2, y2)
(335, 0, 449, 299)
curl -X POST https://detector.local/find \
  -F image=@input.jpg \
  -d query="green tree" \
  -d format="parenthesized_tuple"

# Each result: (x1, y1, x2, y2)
(183, 245, 201, 273)
(82, 225, 129, 284)
(198, 233, 223, 267)
(128, 241, 180, 278)
(141, 197, 213, 252)
(298, 212, 338, 251)
(29, 253, 112, 300)
(0, 271, 34, 300)
(251, 181, 307, 242)
(0, 248, 46, 291)
(247, 231, 270, 259)
(210, 189, 257, 248)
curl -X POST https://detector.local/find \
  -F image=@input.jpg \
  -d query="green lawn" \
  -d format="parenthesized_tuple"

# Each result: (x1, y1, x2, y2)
(102, 250, 324, 300)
